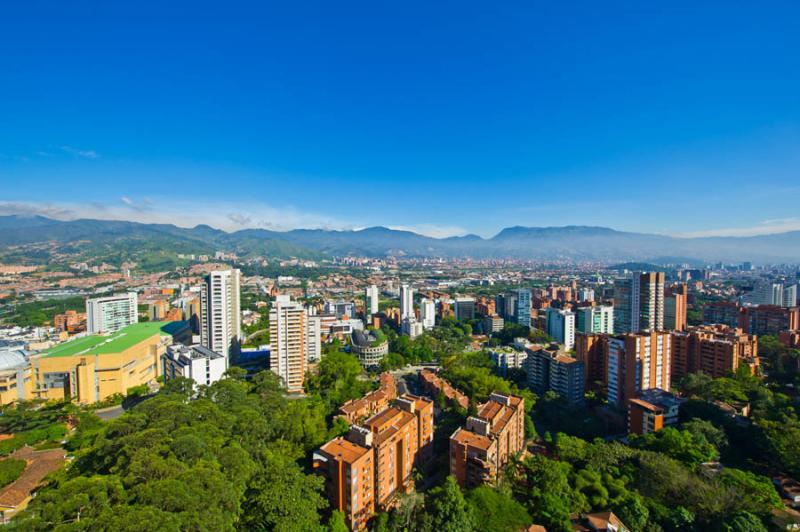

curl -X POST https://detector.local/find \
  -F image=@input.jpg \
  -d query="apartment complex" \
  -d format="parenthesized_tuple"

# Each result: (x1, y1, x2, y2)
(419, 368, 469, 410)
(453, 297, 476, 321)
(670, 324, 758, 379)
(200, 269, 241, 363)
(338, 373, 397, 423)
(365, 285, 379, 316)
(575, 332, 608, 387)
(314, 393, 433, 530)
(664, 283, 688, 331)
(269, 295, 307, 393)
(86, 292, 138, 334)
(546, 307, 576, 350)
(450, 392, 525, 488)
(607, 331, 671, 409)
(525, 345, 584, 404)
(576, 305, 614, 334)
(613, 272, 664, 334)
(400, 284, 414, 320)
(513, 288, 531, 327)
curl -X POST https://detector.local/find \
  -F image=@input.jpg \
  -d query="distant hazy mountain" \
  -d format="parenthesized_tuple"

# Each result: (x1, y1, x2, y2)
(1, 215, 799, 263)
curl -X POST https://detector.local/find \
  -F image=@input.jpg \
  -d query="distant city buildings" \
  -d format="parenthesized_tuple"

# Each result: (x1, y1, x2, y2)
(420, 298, 436, 329)
(513, 288, 531, 327)
(86, 292, 138, 334)
(200, 269, 241, 363)
(483, 314, 504, 334)
(400, 284, 414, 320)
(401, 317, 423, 339)
(365, 285, 379, 316)
(453, 297, 476, 321)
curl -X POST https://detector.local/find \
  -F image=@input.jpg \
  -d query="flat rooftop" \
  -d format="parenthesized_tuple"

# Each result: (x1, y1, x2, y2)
(451, 427, 493, 451)
(41, 321, 182, 358)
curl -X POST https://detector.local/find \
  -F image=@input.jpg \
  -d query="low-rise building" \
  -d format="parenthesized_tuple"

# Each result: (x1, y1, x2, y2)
(670, 324, 758, 379)
(419, 368, 469, 409)
(488, 347, 528, 377)
(351, 330, 389, 369)
(162, 344, 227, 388)
(31, 321, 186, 404)
(483, 314, 505, 334)
(338, 373, 397, 423)
(627, 388, 681, 435)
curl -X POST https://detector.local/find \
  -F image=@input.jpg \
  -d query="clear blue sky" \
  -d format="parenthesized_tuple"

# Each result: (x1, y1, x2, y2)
(1, 1, 799, 238)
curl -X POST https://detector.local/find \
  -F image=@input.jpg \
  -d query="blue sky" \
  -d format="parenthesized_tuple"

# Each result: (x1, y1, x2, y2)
(1, 1, 799, 238)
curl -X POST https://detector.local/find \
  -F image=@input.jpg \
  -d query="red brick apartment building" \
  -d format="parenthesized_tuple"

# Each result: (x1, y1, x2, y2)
(314, 393, 434, 530)
(671, 324, 759, 379)
(450, 392, 525, 489)
(419, 368, 469, 409)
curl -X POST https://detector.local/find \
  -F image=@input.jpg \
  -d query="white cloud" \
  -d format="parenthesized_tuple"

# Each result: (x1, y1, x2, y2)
(0, 199, 358, 233)
(60, 146, 99, 159)
(674, 218, 800, 238)
(387, 224, 470, 238)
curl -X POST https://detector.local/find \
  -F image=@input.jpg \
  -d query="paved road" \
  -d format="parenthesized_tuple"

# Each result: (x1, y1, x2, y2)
(94, 405, 125, 421)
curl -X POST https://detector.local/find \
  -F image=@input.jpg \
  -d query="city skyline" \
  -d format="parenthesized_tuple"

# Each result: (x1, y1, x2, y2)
(2, 2, 799, 238)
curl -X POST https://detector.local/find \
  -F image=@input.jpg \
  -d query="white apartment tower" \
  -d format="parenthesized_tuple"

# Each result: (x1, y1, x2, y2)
(365, 285, 379, 316)
(420, 298, 436, 329)
(200, 269, 241, 364)
(269, 295, 307, 393)
(546, 308, 576, 350)
(400, 283, 414, 320)
(86, 292, 138, 334)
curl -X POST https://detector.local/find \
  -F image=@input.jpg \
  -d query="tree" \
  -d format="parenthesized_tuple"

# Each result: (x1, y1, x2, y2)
(466, 485, 531, 532)
(327, 511, 348, 532)
(717, 511, 767, 532)
(425, 476, 477, 532)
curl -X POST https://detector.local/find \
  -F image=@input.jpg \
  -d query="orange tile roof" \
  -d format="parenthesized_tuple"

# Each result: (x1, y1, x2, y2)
(0, 446, 67, 509)
(319, 437, 371, 464)
(451, 427, 493, 451)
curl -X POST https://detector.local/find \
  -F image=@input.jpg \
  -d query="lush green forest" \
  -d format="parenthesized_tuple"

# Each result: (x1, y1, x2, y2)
(3, 327, 798, 531)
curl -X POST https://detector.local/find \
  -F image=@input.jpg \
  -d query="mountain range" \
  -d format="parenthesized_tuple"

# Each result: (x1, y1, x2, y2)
(1, 215, 799, 264)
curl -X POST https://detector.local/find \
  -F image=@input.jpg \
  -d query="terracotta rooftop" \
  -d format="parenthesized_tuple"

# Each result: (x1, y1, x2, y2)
(319, 437, 371, 464)
(451, 427, 493, 451)
(0, 446, 67, 509)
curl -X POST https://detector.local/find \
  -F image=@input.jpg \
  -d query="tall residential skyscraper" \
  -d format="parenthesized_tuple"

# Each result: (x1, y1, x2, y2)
(269, 295, 307, 393)
(86, 292, 138, 334)
(200, 269, 241, 363)
(400, 284, 414, 320)
(420, 298, 436, 329)
(576, 306, 614, 334)
(613, 272, 665, 334)
(546, 307, 576, 350)
(664, 283, 688, 331)
(306, 310, 322, 363)
(513, 289, 531, 327)
(607, 331, 671, 409)
(365, 285, 379, 316)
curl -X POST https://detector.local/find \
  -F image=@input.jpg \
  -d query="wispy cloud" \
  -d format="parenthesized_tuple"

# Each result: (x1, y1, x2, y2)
(387, 224, 470, 238)
(674, 218, 800, 238)
(60, 146, 99, 159)
(0, 199, 358, 233)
